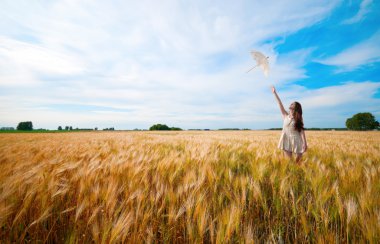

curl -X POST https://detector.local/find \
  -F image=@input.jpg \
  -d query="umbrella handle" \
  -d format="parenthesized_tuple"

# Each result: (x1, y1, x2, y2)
(246, 64, 258, 73)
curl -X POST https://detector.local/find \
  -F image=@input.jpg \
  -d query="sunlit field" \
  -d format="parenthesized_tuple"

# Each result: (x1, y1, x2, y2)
(0, 131, 379, 243)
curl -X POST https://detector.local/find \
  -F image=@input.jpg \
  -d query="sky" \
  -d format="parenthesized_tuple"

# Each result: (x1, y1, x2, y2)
(0, 0, 379, 130)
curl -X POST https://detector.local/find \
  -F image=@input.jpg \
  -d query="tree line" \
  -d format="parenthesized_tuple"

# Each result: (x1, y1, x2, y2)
(149, 124, 182, 131)
(4, 112, 379, 131)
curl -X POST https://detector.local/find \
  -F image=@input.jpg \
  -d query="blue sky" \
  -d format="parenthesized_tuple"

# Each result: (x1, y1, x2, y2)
(0, 0, 379, 130)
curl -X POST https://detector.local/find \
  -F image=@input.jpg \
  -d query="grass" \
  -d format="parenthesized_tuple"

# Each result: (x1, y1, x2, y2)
(0, 131, 379, 243)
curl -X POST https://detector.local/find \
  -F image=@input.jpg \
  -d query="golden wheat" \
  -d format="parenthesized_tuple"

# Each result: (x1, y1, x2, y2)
(0, 131, 379, 243)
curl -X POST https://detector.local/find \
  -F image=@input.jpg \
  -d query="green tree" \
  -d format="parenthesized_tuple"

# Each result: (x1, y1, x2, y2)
(149, 124, 170, 130)
(346, 112, 379, 130)
(149, 124, 182, 131)
(58, 126, 62, 130)
(16, 121, 33, 130)
(170, 127, 182, 131)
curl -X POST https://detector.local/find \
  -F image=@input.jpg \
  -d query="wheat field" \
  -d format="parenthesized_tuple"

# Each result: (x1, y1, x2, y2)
(0, 131, 379, 243)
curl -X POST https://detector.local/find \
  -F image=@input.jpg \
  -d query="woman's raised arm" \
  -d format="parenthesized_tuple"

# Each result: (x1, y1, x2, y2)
(271, 86, 288, 119)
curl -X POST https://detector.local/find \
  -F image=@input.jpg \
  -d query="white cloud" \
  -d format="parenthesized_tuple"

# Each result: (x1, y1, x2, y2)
(2, 80, 379, 129)
(342, 0, 373, 24)
(7, 0, 377, 129)
(275, 81, 380, 127)
(0, 0, 340, 73)
(0, 37, 85, 84)
(315, 31, 380, 71)
(294, 81, 380, 108)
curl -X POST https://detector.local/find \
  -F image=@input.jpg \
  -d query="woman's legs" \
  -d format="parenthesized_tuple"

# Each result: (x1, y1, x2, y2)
(295, 153, 303, 164)
(283, 150, 303, 164)
(283, 150, 292, 159)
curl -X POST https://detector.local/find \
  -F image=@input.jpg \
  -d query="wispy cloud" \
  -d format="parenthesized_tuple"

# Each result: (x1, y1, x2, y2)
(277, 81, 380, 127)
(1, 0, 379, 129)
(0, 0, 340, 78)
(0, 36, 85, 87)
(315, 31, 380, 71)
(342, 0, 373, 24)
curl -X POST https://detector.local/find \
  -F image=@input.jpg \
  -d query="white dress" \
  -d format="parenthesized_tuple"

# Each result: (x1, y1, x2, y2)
(278, 114, 304, 154)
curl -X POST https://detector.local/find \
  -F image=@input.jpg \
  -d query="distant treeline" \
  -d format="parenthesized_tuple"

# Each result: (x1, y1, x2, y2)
(0, 122, 115, 132)
(268, 128, 349, 131)
(306, 128, 348, 131)
(2, 113, 379, 132)
(218, 128, 251, 130)
(58, 126, 115, 131)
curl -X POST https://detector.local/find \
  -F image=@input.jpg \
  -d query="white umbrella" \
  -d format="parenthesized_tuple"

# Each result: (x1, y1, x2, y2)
(246, 51, 269, 77)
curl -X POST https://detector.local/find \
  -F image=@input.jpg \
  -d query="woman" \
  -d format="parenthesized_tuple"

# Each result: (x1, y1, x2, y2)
(271, 86, 307, 164)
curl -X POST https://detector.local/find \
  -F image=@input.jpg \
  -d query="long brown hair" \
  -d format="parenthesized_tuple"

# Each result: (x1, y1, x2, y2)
(290, 102, 304, 132)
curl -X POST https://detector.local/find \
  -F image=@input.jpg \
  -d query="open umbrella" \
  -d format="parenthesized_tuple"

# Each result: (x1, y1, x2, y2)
(246, 51, 269, 77)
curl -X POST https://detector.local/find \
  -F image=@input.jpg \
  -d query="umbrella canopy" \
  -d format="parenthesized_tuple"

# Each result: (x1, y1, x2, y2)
(247, 51, 269, 77)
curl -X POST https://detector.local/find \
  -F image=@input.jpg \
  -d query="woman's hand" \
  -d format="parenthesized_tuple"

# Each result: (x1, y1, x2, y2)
(302, 143, 308, 153)
(271, 85, 276, 94)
